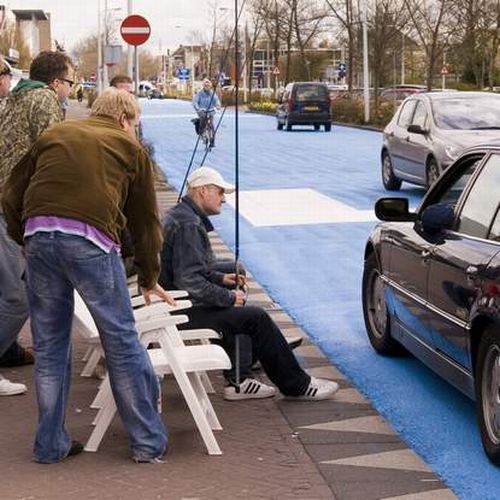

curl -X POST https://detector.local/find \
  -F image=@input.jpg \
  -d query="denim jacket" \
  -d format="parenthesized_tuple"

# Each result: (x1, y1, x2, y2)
(159, 196, 235, 307)
(192, 90, 220, 115)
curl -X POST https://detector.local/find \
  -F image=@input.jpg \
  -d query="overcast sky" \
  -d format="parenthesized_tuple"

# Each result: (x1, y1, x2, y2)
(4, 0, 235, 53)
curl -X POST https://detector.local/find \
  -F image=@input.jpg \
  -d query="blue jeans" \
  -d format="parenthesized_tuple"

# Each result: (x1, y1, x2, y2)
(0, 215, 29, 357)
(24, 232, 167, 463)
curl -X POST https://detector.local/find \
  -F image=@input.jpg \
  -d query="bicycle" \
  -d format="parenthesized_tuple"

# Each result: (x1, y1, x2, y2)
(197, 110, 215, 150)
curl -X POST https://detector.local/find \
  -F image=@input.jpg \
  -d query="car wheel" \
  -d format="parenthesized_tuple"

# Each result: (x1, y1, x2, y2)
(324, 123, 331, 132)
(476, 325, 500, 465)
(381, 151, 402, 191)
(314, 124, 320, 131)
(277, 121, 283, 130)
(426, 157, 440, 188)
(362, 253, 405, 355)
(285, 119, 292, 131)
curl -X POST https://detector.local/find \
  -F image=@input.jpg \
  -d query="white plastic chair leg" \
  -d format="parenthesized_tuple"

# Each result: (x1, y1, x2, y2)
(82, 346, 93, 362)
(85, 389, 118, 452)
(189, 372, 222, 430)
(199, 370, 216, 394)
(80, 348, 103, 378)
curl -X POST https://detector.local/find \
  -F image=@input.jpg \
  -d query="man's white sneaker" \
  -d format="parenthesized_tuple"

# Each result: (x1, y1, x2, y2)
(291, 377, 339, 401)
(0, 375, 27, 396)
(224, 378, 277, 401)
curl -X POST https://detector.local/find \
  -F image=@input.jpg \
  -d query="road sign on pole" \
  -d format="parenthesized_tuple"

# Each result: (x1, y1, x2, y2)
(120, 15, 151, 46)
(120, 15, 151, 97)
(272, 66, 280, 76)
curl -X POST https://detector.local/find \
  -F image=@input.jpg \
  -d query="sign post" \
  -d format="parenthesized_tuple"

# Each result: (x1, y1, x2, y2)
(441, 64, 449, 90)
(120, 15, 151, 96)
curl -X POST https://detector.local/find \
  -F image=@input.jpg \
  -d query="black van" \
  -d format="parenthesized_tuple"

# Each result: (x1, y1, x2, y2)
(276, 82, 331, 132)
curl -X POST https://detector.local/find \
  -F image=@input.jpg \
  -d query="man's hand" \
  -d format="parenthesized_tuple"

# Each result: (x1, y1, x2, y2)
(223, 273, 246, 288)
(233, 289, 247, 307)
(141, 283, 176, 306)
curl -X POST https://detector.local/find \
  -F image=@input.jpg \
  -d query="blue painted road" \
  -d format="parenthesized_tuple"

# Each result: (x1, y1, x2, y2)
(142, 98, 500, 499)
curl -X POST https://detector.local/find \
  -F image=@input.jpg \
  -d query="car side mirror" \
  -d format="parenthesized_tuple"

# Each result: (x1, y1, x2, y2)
(420, 203, 455, 234)
(407, 124, 427, 135)
(375, 197, 416, 222)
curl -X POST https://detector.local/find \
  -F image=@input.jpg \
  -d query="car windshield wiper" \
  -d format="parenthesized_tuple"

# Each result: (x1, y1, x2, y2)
(468, 126, 500, 130)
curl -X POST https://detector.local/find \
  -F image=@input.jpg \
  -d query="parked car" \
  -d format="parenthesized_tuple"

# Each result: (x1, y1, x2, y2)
(276, 82, 331, 131)
(381, 91, 500, 191)
(380, 84, 426, 102)
(147, 89, 164, 99)
(362, 144, 500, 464)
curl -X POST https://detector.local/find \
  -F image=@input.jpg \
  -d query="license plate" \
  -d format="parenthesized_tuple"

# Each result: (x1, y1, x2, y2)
(304, 106, 319, 111)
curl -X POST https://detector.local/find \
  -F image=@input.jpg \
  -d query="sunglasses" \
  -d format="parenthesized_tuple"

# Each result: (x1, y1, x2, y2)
(0, 69, 12, 77)
(59, 77, 74, 87)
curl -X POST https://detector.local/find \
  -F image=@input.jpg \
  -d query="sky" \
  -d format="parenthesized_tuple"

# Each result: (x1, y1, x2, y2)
(3, 0, 236, 54)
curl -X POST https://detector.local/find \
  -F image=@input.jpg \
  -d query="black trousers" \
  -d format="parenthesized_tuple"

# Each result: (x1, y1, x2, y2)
(179, 305, 310, 396)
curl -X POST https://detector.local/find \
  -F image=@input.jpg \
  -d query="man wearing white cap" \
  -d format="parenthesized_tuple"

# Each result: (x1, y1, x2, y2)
(159, 166, 339, 401)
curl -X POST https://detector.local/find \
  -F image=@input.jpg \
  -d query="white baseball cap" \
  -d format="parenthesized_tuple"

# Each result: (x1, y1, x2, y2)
(187, 166, 235, 194)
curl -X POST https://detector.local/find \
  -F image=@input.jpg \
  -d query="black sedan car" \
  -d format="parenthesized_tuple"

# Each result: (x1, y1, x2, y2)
(362, 145, 500, 464)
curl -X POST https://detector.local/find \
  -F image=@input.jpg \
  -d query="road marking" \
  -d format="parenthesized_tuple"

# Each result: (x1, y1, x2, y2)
(320, 449, 432, 473)
(225, 188, 376, 226)
(299, 415, 396, 435)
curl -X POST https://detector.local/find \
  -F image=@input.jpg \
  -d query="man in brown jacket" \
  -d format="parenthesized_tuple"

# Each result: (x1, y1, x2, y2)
(3, 88, 173, 464)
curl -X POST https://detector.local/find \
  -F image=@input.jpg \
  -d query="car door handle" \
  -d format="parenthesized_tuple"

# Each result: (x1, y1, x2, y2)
(405, 136, 410, 142)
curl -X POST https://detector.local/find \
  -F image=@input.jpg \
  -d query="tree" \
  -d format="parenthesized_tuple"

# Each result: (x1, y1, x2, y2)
(324, 0, 358, 90)
(368, 0, 409, 108)
(405, 0, 454, 90)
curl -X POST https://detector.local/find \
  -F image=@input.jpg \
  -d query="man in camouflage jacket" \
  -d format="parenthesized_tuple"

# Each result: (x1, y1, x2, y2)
(0, 50, 73, 396)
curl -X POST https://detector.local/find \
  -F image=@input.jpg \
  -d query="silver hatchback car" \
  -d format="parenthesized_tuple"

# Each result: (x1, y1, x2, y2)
(381, 91, 500, 190)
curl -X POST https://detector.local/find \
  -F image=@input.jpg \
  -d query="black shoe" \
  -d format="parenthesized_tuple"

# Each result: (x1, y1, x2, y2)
(287, 336, 303, 350)
(209, 142, 215, 148)
(67, 440, 84, 457)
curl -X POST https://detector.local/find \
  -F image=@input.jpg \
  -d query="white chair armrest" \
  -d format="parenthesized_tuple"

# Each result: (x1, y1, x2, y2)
(136, 315, 190, 334)
(181, 329, 221, 341)
(131, 290, 189, 307)
(133, 301, 192, 322)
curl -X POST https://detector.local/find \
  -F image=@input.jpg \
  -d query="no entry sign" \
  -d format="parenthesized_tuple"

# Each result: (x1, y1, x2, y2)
(120, 15, 151, 46)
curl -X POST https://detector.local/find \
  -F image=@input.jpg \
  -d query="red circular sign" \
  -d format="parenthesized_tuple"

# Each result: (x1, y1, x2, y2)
(120, 15, 151, 46)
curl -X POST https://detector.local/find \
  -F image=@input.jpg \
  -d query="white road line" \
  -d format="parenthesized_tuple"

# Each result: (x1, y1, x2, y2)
(225, 188, 376, 226)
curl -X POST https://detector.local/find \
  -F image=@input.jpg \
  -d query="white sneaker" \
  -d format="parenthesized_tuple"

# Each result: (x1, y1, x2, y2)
(0, 374, 27, 396)
(224, 378, 277, 401)
(291, 377, 339, 401)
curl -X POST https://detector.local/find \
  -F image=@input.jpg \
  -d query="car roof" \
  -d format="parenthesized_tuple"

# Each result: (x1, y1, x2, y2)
(416, 91, 500, 101)
(289, 81, 328, 87)
(459, 142, 500, 156)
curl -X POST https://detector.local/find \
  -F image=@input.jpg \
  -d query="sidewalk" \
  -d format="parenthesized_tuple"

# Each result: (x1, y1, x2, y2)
(0, 100, 456, 500)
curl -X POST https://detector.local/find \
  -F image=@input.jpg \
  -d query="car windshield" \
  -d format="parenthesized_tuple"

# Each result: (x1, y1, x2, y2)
(432, 95, 500, 130)
(295, 85, 327, 102)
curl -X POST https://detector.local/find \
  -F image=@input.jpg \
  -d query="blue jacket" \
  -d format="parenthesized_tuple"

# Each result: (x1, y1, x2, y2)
(159, 196, 235, 307)
(192, 89, 220, 114)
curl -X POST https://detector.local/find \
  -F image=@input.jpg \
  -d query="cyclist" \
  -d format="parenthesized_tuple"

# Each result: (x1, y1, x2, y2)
(192, 78, 220, 147)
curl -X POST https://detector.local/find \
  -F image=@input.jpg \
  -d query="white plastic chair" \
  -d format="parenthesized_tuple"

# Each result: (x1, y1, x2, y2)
(75, 291, 217, 378)
(85, 313, 231, 455)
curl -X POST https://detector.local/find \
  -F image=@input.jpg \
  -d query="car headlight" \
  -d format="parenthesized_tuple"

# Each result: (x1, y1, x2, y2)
(444, 144, 462, 161)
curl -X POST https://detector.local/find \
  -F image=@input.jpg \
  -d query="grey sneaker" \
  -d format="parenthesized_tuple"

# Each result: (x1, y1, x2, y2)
(290, 377, 339, 401)
(0, 374, 27, 396)
(224, 378, 276, 401)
